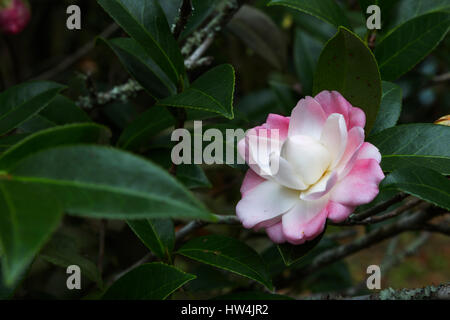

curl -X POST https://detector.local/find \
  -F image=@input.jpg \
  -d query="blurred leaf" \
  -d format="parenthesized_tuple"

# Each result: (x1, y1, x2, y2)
(313, 27, 381, 133)
(0, 82, 65, 135)
(117, 107, 174, 151)
(158, 64, 235, 119)
(369, 81, 402, 135)
(267, 0, 352, 29)
(0, 123, 111, 170)
(391, 0, 450, 28)
(178, 235, 273, 290)
(269, 78, 297, 115)
(214, 291, 293, 300)
(294, 29, 323, 96)
(3, 145, 214, 220)
(228, 5, 287, 70)
(177, 164, 212, 189)
(304, 260, 352, 293)
(180, 0, 221, 39)
(100, 38, 176, 98)
(381, 166, 450, 210)
(185, 265, 233, 292)
(38, 95, 90, 125)
(369, 124, 450, 174)
(102, 263, 195, 300)
(127, 219, 175, 261)
(375, 12, 450, 81)
(291, 11, 336, 43)
(0, 134, 29, 153)
(0, 262, 15, 299)
(0, 180, 63, 286)
(236, 89, 280, 123)
(40, 233, 103, 288)
(277, 229, 325, 266)
(158, 0, 182, 26)
(97, 0, 185, 85)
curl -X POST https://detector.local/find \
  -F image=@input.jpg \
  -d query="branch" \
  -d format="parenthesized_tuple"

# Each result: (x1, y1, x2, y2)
(349, 193, 408, 222)
(172, 0, 193, 39)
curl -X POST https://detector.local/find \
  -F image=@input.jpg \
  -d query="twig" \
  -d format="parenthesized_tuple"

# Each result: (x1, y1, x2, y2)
(173, 0, 193, 39)
(184, 36, 215, 70)
(350, 193, 408, 222)
(31, 23, 119, 81)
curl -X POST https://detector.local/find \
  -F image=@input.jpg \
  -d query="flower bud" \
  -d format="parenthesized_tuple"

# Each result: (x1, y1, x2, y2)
(0, 0, 31, 35)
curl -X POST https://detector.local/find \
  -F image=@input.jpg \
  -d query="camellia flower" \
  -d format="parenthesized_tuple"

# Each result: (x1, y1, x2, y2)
(236, 90, 384, 245)
(0, 0, 30, 35)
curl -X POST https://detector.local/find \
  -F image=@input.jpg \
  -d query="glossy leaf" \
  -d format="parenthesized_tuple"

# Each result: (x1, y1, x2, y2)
(177, 235, 273, 290)
(267, 0, 352, 29)
(38, 95, 90, 125)
(0, 180, 63, 286)
(0, 134, 29, 153)
(0, 123, 111, 170)
(177, 164, 212, 189)
(102, 263, 195, 300)
(0, 82, 65, 135)
(158, 64, 235, 119)
(180, 0, 221, 39)
(375, 12, 450, 81)
(100, 38, 176, 98)
(3, 145, 214, 220)
(127, 219, 175, 260)
(381, 167, 450, 210)
(391, 0, 450, 28)
(294, 28, 323, 95)
(369, 124, 450, 174)
(277, 230, 325, 266)
(369, 81, 402, 135)
(117, 106, 174, 151)
(97, 0, 185, 85)
(313, 27, 382, 133)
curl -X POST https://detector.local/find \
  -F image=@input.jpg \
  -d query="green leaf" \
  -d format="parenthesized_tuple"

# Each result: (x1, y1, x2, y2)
(0, 180, 63, 286)
(127, 218, 175, 260)
(368, 124, 450, 174)
(391, 0, 450, 28)
(267, 0, 352, 29)
(158, 64, 235, 119)
(0, 81, 65, 135)
(277, 229, 325, 266)
(177, 164, 211, 189)
(294, 28, 323, 96)
(158, 0, 182, 26)
(177, 235, 273, 290)
(228, 5, 287, 70)
(100, 38, 176, 98)
(313, 27, 382, 133)
(40, 233, 103, 288)
(3, 145, 214, 220)
(0, 134, 29, 153)
(375, 12, 450, 81)
(38, 95, 90, 125)
(102, 263, 195, 300)
(381, 167, 450, 210)
(117, 107, 174, 151)
(369, 81, 402, 135)
(180, 0, 221, 39)
(0, 262, 16, 299)
(0, 123, 111, 170)
(97, 0, 185, 85)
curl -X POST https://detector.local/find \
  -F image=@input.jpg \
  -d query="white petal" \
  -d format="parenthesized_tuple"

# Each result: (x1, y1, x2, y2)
(300, 171, 338, 200)
(236, 180, 298, 229)
(320, 113, 348, 168)
(288, 97, 327, 140)
(281, 135, 331, 186)
(267, 153, 307, 190)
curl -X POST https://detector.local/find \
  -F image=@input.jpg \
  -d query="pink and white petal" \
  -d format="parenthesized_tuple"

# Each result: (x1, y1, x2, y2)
(300, 172, 338, 201)
(240, 169, 266, 196)
(304, 207, 328, 240)
(331, 159, 385, 207)
(281, 197, 329, 244)
(357, 142, 382, 163)
(320, 113, 348, 167)
(266, 222, 287, 244)
(336, 126, 365, 176)
(288, 96, 327, 140)
(253, 215, 281, 231)
(236, 180, 298, 229)
(327, 201, 355, 222)
(314, 91, 350, 124)
(268, 153, 307, 190)
(265, 113, 290, 141)
(348, 106, 366, 129)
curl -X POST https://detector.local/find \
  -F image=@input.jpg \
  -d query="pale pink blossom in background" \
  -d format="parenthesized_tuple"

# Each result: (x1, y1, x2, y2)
(236, 90, 384, 245)
(0, 0, 30, 35)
